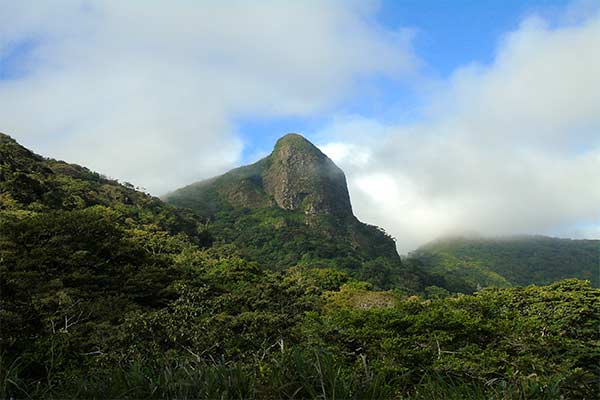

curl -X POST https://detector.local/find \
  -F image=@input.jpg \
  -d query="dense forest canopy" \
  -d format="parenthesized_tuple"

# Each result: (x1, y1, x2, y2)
(1, 133, 598, 399)
(412, 235, 599, 292)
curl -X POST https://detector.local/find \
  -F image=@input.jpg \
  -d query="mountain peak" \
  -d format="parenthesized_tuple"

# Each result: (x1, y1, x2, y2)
(166, 133, 353, 217)
(264, 134, 351, 216)
(165, 133, 400, 265)
(273, 133, 318, 151)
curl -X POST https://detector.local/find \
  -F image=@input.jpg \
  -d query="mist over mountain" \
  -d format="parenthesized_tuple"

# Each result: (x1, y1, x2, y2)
(410, 234, 599, 292)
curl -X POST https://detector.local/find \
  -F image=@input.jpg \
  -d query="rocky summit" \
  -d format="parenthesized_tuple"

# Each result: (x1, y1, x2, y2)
(263, 134, 352, 216)
(165, 133, 401, 270)
(165, 133, 354, 219)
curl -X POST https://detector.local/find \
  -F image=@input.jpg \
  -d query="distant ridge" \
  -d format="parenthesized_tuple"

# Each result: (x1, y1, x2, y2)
(412, 234, 599, 290)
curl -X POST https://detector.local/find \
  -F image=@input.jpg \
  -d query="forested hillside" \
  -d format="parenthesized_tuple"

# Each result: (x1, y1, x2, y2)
(0, 133, 210, 244)
(165, 134, 437, 292)
(412, 235, 599, 292)
(1, 133, 598, 399)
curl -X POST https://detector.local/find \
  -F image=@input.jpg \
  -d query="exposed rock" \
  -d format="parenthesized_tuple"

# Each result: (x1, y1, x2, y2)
(262, 134, 352, 216)
(165, 133, 354, 218)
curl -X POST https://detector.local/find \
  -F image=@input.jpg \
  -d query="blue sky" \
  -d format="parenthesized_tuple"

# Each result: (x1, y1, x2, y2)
(377, 0, 569, 73)
(236, 0, 572, 163)
(0, 0, 598, 250)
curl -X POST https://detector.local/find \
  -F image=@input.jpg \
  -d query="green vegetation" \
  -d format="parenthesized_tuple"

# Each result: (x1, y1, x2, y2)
(202, 207, 424, 289)
(412, 235, 599, 292)
(2, 133, 598, 399)
(3, 241, 598, 399)
(163, 133, 423, 291)
(0, 133, 210, 246)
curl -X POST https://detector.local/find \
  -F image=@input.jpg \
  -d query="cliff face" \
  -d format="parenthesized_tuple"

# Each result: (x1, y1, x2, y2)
(262, 134, 352, 217)
(165, 133, 354, 218)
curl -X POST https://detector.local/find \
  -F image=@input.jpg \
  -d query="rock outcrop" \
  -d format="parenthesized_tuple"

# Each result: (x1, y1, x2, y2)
(165, 133, 354, 218)
(262, 134, 352, 216)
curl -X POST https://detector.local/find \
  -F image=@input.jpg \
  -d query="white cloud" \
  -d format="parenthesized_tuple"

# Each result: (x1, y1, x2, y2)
(0, 0, 415, 193)
(318, 10, 600, 252)
(3, 1, 598, 252)
(319, 142, 371, 168)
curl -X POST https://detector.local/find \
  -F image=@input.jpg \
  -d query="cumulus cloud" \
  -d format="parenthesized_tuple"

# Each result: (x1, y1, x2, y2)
(0, 0, 415, 193)
(319, 10, 600, 252)
(3, 1, 598, 252)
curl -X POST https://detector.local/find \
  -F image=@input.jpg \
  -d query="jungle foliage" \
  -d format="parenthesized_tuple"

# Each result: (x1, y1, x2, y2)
(1, 133, 599, 399)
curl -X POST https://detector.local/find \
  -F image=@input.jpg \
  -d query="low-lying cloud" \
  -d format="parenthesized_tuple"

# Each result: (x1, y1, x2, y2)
(320, 10, 600, 252)
(2, 1, 598, 252)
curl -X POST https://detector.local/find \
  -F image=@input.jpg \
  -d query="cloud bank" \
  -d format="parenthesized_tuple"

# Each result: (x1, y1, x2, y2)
(0, 0, 414, 192)
(1, 1, 598, 252)
(320, 10, 600, 251)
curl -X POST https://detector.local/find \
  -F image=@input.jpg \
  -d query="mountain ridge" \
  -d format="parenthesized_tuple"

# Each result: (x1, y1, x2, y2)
(2, 131, 598, 398)
(165, 133, 404, 280)
(0, 131, 209, 245)
(411, 234, 599, 290)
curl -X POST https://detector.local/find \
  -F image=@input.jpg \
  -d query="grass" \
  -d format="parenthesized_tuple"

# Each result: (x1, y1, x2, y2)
(1, 349, 573, 400)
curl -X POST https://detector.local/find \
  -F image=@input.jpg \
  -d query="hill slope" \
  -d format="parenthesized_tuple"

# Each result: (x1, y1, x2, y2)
(1, 131, 212, 352)
(411, 235, 599, 291)
(165, 134, 407, 287)
(0, 132, 209, 244)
